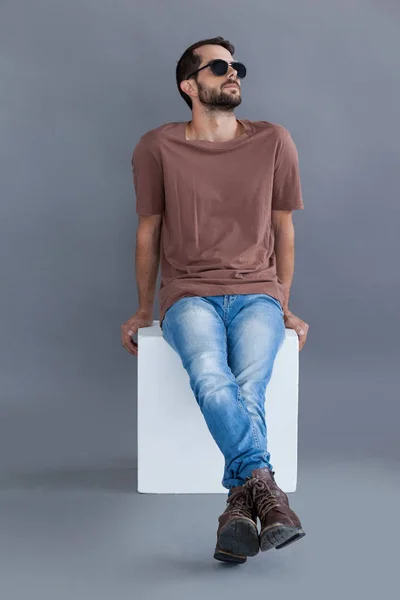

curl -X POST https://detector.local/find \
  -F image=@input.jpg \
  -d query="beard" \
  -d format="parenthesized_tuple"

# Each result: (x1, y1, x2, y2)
(196, 80, 242, 111)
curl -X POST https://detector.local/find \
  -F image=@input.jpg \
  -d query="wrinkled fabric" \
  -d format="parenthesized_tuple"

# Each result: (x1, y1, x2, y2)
(161, 293, 285, 491)
(132, 118, 304, 328)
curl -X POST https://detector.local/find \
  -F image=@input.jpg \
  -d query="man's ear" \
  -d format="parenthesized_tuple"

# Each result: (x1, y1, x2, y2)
(180, 80, 196, 98)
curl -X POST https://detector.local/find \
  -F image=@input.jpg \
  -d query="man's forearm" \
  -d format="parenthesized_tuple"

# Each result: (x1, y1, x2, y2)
(135, 231, 160, 314)
(274, 221, 295, 312)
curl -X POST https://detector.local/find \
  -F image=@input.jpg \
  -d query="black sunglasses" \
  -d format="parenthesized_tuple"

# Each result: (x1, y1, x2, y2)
(187, 59, 247, 80)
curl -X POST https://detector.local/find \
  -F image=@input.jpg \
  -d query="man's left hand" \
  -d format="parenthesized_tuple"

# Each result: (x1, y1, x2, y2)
(283, 310, 309, 351)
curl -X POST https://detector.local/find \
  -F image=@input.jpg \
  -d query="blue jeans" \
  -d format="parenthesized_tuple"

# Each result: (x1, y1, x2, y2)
(161, 294, 286, 493)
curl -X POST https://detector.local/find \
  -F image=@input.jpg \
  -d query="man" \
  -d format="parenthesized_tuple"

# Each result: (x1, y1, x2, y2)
(122, 36, 309, 564)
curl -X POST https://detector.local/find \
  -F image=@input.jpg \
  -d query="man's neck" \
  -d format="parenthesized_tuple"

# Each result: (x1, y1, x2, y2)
(185, 115, 243, 142)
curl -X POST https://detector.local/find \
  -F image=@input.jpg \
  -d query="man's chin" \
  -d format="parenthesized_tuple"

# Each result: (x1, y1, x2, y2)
(201, 95, 241, 109)
(222, 91, 241, 102)
(221, 98, 242, 109)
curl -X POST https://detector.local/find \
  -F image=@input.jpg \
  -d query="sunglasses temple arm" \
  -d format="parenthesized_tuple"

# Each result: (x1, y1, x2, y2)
(188, 64, 209, 79)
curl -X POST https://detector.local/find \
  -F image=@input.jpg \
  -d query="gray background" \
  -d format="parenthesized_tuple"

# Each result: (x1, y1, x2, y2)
(1, 0, 399, 598)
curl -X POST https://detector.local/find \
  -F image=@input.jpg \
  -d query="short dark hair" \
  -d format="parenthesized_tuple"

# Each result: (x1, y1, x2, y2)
(176, 36, 235, 110)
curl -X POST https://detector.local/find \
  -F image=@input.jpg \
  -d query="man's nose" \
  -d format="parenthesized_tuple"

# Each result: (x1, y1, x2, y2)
(228, 64, 238, 76)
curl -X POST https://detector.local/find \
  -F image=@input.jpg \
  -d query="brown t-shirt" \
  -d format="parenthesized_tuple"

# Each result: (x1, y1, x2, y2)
(132, 118, 304, 328)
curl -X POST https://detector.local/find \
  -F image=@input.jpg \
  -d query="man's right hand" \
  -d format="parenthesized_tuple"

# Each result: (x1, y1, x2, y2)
(121, 309, 154, 356)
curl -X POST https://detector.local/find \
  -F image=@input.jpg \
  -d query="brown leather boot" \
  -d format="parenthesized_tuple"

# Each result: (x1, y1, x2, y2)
(245, 467, 306, 552)
(213, 483, 259, 563)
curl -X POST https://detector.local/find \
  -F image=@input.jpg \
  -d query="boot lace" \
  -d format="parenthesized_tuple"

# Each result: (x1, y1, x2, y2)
(244, 476, 288, 521)
(226, 486, 254, 519)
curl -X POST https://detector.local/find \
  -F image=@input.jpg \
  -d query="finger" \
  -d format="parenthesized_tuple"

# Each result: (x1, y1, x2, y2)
(124, 345, 136, 356)
(299, 331, 307, 350)
(122, 334, 138, 355)
(123, 341, 137, 356)
(296, 328, 304, 349)
(126, 329, 137, 348)
(127, 336, 138, 352)
(122, 327, 135, 342)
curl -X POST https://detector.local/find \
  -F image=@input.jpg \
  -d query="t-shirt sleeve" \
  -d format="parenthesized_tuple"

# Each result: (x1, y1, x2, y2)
(271, 130, 304, 211)
(131, 136, 165, 216)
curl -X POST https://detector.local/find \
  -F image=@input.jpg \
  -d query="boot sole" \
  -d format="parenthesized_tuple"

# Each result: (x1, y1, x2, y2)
(214, 518, 259, 562)
(213, 548, 247, 564)
(259, 524, 306, 552)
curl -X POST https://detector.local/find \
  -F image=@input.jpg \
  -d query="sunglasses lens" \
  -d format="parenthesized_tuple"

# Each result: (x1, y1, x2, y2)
(211, 59, 229, 76)
(232, 62, 246, 78)
(210, 60, 247, 78)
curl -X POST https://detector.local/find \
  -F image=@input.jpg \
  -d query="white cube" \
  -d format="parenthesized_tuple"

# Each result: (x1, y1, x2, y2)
(137, 321, 300, 494)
